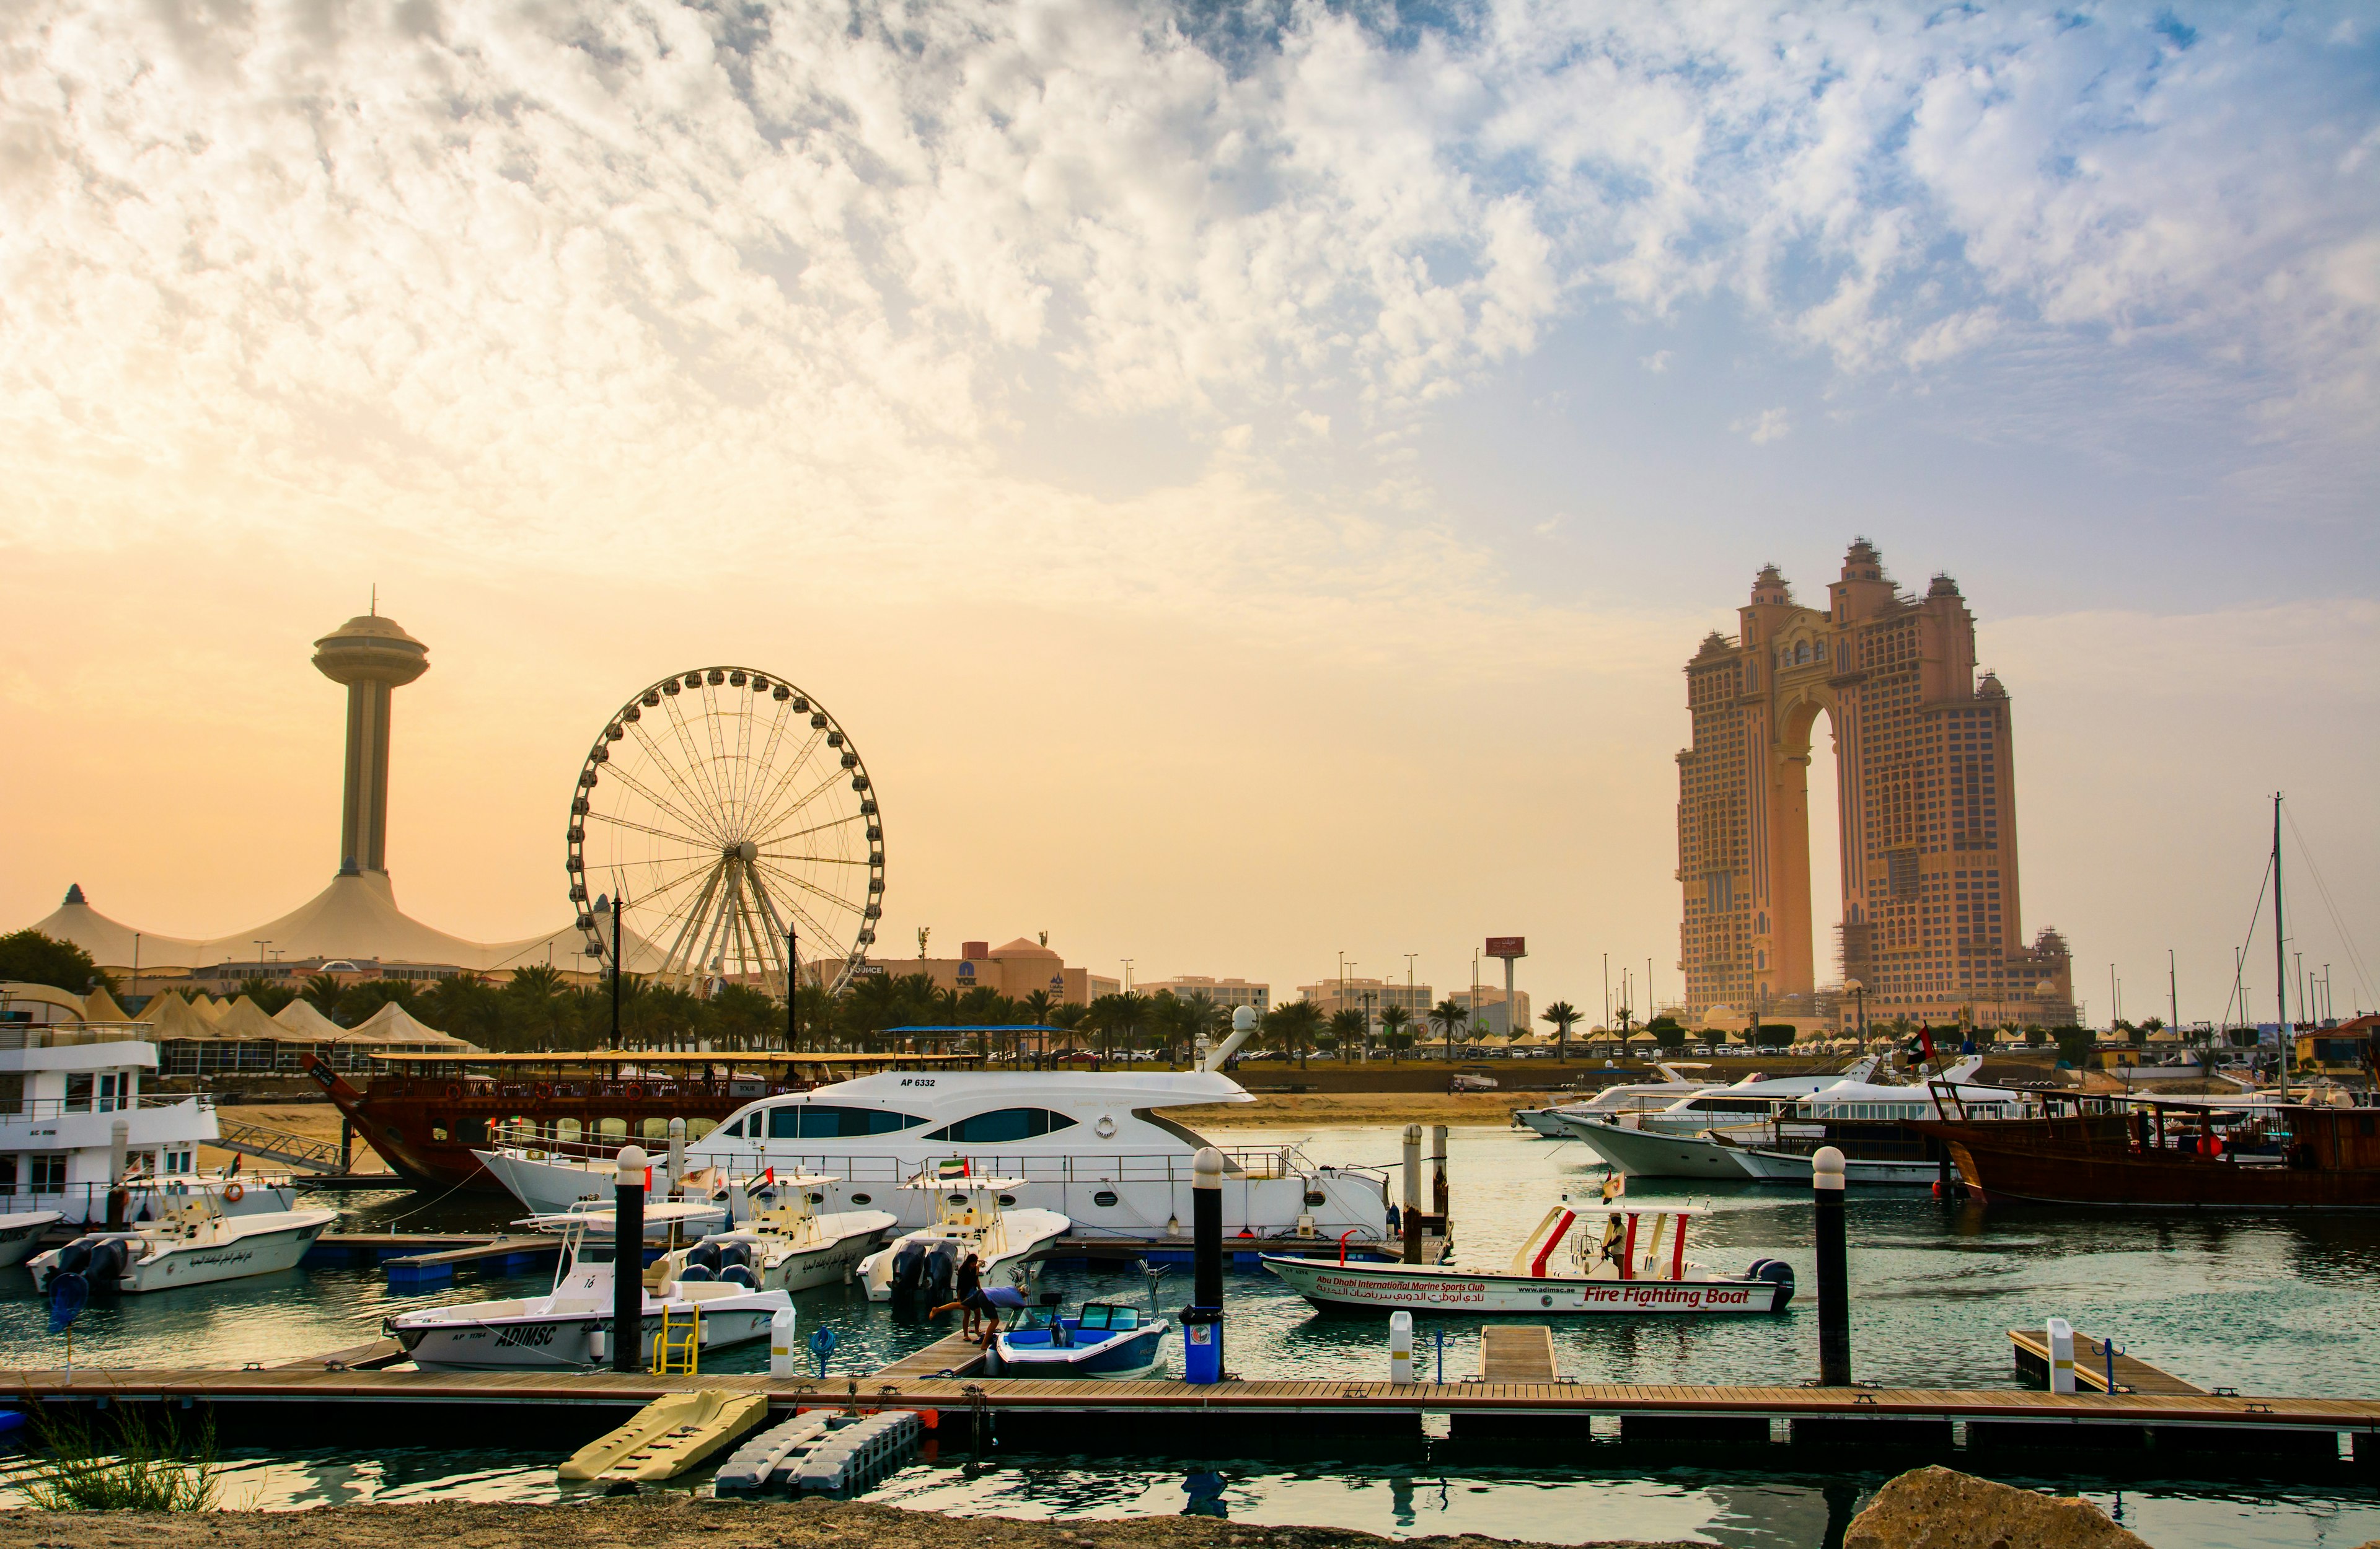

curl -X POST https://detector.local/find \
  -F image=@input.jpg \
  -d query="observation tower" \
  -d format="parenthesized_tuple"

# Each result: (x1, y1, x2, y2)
(312, 612, 430, 876)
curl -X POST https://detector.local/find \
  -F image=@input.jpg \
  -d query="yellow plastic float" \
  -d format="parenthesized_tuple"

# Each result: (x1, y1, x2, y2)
(558, 1390, 770, 1483)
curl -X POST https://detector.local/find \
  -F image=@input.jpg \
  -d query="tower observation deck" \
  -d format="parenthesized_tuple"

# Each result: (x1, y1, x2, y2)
(313, 613, 430, 877)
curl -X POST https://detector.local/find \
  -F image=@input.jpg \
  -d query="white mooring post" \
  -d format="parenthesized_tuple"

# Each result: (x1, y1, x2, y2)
(2046, 1316, 2077, 1394)
(1389, 1310, 1414, 1385)
(769, 1307, 799, 1379)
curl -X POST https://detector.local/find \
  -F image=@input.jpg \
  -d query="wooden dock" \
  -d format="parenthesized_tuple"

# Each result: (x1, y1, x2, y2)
(2009, 1328, 2204, 1396)
(1477, 1326, 1558, 1383)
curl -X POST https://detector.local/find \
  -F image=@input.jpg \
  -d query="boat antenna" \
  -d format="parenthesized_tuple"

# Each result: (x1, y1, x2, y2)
(2273, 793, 2288, 1104)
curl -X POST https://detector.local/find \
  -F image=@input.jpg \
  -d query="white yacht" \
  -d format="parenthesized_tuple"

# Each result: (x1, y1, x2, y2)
(387, 1201, 791, 1371)
(856, 1171, 1069, 1303)
(479, 1068, 1404, 1254)
(1515, 1064, 1722, 1138)
(0, 1022, 221, 1224)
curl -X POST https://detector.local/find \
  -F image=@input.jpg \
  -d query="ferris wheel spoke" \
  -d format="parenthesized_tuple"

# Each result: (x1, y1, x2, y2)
(652, 861, 730, 985)
(610, 732, 728, 846)
(749, 872, 846, 954)
(726, 686, 760, 834)
(697, 680, 744, 835)
(751, 856, 866, 920)
(756, 851, 870, 866)
(743, 691, 801, 832)
(617, 853, 727, 916)
(584, 808, 715, 850)
(741, 727, 830, 840)
(749, 766, 847, 843)
(658, 687, 737, 835)
(753, 810, 865, 848)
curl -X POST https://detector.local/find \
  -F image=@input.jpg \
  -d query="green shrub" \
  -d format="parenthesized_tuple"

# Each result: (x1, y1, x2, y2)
(19, 1405, 219, 1512)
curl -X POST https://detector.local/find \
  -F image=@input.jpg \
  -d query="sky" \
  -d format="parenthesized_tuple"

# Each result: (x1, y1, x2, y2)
(3, 0, 2377, 1026)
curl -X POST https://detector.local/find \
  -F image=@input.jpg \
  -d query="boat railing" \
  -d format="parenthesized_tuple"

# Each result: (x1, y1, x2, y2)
(0, 1022, 160, 1051)
(485, 1124, 1313, 1183)
(0, 1093, 213, 1121)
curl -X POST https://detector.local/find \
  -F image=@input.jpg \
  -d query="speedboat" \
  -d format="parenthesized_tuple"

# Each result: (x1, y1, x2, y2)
(857, 1170, 1068, 1304)
(28, 1194, 337, 1294)
(477, 1064, 1406, 1255)
(386, 1201, 790, 1371)
(994, 1298, 1169, 1377)
(659, 1170, 896, 1292)
(1263, 1188, 1794, 1316)
(0, 1210, 62, 1268)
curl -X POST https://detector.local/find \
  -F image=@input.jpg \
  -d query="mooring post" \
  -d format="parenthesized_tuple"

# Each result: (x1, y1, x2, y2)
(1401, 1124, 1423, 1264)
(1389, 1310, 1414, 1384)
(2046, 1316, 2076, 1394)
(105, 1118, 130, 1229)
(339, 1117, 353, 1174)
(1430, 1123, 1450, 1222)
(1814, 1144, 1849, 1387)
(614, 1143, 648, 1374)
(666, 1117, 687, 1198)
(1182, 1144, 1224, 1384)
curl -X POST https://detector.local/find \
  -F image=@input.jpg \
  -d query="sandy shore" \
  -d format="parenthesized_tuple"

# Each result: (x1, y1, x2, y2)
(0, 1494, 1690, 1549)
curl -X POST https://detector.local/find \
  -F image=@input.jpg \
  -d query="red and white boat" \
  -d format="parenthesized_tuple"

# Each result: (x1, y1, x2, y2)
(1263, 1193, 1794, 1315)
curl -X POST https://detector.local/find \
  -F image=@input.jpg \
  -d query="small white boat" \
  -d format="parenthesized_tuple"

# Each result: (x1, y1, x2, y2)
(857, 1169, 1069, 1304)
(994, 1298, 1169, 1377)
(28, 1197, 337, 1294)
(1264, 1191, 1793, 1316)
(1563, 1118, 1769, 1180)
(0, 1210, 62, 1268)
(387, 1201, 790, 1371)
(663, 1170, 896, 1292)
(1728, 1147, 1942, 1185)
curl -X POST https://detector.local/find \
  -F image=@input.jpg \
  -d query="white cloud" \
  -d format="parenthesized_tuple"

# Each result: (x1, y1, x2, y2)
(1735, 407, 1790, 444)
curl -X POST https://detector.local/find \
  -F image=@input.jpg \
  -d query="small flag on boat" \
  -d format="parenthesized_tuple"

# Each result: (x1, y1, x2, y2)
(745, 1167, 776, 1196)
(937, 1159, 969, 1180)
(1917, 1024, 1938, 1064)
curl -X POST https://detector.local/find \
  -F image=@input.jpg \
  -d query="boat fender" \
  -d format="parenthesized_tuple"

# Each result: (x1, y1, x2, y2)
(676, 1263, 716, 1282)
(55, 1239, 95, 1276)
(224, 1182, 245, 1205)
(720, 1264, 760, 1289)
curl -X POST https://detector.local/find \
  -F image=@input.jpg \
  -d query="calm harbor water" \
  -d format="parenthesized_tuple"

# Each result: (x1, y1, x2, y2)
(0, 1125, 2374, 1545)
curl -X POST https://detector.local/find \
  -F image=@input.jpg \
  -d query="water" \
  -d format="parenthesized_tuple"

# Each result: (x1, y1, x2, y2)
(4, 1126, 2377, 1545)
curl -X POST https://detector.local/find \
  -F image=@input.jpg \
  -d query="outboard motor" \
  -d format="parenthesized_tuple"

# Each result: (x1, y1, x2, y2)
(716, 1242, 751, 1271)
(674, 1263, 716, 1283)
(1745, 1258, 1796, 1309)
(86, 1238, 130, 1294)
(922, 1242, 957, 1305)
(719, 1263, 760, 1290)
(687, 1242, 722, 1273)
(890, 1240, 928, 1303)
(54, 1239, 94, 1278)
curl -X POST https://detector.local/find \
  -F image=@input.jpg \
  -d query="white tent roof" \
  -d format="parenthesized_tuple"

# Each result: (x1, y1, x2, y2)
(348, 1001, 477, 1051)
(128, 992, 218, 1040)
(271, 998, 348, 1040)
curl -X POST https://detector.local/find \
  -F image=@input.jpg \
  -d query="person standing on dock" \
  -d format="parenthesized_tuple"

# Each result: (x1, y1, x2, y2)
(954, 1252, 982, 1336)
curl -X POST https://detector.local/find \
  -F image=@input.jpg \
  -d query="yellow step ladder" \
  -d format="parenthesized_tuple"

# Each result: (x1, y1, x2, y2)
(650, 1305, 702, 1375)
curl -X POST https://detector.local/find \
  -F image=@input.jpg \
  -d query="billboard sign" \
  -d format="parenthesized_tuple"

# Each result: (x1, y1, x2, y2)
(1484, 937, 1527, 959)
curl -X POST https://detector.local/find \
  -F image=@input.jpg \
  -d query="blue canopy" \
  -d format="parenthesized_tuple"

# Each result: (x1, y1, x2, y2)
(981, 1285, 1029, 1309)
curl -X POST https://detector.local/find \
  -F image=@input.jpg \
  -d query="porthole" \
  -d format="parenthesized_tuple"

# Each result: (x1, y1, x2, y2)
(808, 1192, 826, 1205)
(999, 1194, 1016, 1206)
(1093, 1190, 1119, 1208)
(1303, 1190, 1326, 1207)
(849, 1194, 871, 1206)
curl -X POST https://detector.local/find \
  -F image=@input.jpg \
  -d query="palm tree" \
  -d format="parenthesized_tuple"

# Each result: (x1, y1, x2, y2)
(1328, 1007, 1365, 1063)
(301, 972, 344, 1017)
(1268, 1001, 1324, 1069)
(1428, 997, 1466, 1062)
(1177, 992, 1224, 1069)
(1377, 1004, 1411, 1061)
(1541, 1000, 1582, 1063)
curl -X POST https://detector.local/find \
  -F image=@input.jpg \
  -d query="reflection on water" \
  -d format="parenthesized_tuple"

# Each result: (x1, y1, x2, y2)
(2, 1128, 2379, 1545)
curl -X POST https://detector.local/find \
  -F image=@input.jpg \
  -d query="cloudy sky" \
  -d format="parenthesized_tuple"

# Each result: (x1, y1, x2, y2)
(4, 0, 2376, 1022)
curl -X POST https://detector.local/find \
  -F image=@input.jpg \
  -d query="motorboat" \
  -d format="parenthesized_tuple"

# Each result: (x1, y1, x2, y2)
(28, 1193, 337, 1294)
(1569, 1061, 2003, 1178)
(0, 1210, 62, 1268)
(658, 1170, 896, 1292)
(478, 1066, 1413, 1257)
(386, 1201, 791, 1371)
(857, 1170, 1069, 1304)
(1724, 1076, 2038, 1185)
(1590, 1057, 1888, 1138)
(994, 1298, 1169, 1377)
(1263, 1190, 1793, 1315)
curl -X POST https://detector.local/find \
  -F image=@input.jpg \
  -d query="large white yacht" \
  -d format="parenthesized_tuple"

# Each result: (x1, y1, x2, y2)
(0, 1019, 218, 1224)
(479, 1067, 1405, 1253)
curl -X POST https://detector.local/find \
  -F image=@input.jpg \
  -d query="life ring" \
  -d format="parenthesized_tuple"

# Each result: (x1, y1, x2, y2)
(532, 1083, 551, 1101)
(624, 1083, 646, 1101)
(223, 1182, 245, 1205)
(444, 1083, 462, 1102)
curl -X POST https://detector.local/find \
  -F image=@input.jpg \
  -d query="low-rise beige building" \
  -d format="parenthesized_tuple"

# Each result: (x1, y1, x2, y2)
(1141, 976, 1271, 1014)
(1300, 977, 1436, 1021)
(906, 938, 1100, 1006)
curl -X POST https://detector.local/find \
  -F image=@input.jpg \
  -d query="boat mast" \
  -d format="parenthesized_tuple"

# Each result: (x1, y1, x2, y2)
(2273, 793, 2288, 1102)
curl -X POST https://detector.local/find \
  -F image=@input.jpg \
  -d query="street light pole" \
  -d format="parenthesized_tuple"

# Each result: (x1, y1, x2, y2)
(611, 891, 627, 1047)
(786, 924, 799, 1049)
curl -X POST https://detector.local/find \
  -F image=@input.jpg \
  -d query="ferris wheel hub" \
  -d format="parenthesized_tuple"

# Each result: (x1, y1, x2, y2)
(734, 840, 759, 863)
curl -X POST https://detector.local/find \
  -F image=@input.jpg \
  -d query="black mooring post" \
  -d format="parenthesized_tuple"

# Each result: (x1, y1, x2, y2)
(1814, 1144, 1850, 1387)
(1183, 1146, 1224, 1384)
(613, 1144, 647, 1374)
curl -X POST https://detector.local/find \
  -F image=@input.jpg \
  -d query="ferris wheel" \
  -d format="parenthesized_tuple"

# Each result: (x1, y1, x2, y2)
(566, 667, 884, 996)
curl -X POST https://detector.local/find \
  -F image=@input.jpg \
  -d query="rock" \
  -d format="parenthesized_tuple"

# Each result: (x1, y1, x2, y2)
(1844, 1466, 2148, 1549)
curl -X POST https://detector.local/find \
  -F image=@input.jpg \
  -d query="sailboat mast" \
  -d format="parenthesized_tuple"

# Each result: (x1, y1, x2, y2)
(2273, 792, 2288, 1102)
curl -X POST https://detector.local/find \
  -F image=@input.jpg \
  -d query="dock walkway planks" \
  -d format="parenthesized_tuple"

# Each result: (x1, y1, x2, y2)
(5, 1366, 2371, 1439)
(2008, 1328, 2204, 1396)
(1477, 1326, 1558, 1384)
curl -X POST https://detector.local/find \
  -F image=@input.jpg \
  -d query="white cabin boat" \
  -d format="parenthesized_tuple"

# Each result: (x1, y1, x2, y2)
(661, 1170, 896, 1292)
(0, 1021, 219, 1224)
(387, 1201, 791, 1371)
(28, 1193, 337, 1294)
(1264, 1195, 1793, 1315)
(857, 1171, 1069, 1304)
(479, 1069, 1412, 1256)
